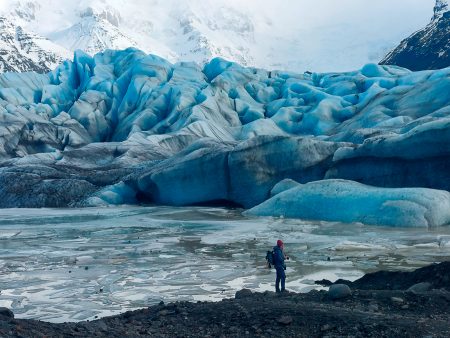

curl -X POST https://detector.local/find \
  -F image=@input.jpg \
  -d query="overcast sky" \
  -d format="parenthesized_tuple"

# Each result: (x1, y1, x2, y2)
(235, 0, 436, 32)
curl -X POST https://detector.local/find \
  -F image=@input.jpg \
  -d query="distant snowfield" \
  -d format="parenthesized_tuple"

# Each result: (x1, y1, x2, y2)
(1, 206, 450, 323)
(0, 0, 436, 72)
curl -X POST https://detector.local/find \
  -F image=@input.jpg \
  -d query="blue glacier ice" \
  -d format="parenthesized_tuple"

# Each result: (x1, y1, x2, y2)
(245, 179, 450, 227)
(0, 48, 449, 226)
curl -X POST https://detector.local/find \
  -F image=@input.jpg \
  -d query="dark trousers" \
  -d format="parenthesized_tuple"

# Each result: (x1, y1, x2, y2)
(275, 266, 286, 292)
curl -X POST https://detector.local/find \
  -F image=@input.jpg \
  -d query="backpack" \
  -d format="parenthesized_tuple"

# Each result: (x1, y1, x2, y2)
(265, 250, 275, 268)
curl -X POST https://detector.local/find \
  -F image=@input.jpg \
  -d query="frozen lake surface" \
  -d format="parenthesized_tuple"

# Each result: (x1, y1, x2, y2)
(1, 206, 450, 323)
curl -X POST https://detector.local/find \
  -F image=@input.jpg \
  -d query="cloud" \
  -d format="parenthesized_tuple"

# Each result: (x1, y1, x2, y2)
(235, 0, 435, 31)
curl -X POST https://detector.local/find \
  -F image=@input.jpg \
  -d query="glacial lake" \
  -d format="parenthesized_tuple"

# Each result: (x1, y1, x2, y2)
(1, 206, 450, 323)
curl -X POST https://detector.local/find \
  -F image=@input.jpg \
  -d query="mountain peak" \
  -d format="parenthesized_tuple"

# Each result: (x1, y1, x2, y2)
(10, 0, 40, 22)
(79, 6, 122, 27)
(48, 15, 138, 57)
(433, 0, 449, 20)
(0, 15, 69, 73)
(380, 0, 449, 71)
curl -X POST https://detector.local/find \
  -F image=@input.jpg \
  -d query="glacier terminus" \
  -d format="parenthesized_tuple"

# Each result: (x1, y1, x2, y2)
(0, 48, 449, 227)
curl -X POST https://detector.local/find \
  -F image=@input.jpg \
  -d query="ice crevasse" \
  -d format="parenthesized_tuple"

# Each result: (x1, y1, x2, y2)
(0, 48, 449, 226)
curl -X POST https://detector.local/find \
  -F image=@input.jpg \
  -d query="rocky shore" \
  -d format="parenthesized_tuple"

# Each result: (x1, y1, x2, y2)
(1, 262, 450, 337)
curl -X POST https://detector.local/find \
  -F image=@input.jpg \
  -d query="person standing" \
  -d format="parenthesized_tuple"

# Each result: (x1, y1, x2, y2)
(273, 239, 287, 292)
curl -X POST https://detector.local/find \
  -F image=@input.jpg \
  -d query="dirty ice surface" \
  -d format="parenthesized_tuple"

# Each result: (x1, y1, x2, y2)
(1, 206, 450, 323)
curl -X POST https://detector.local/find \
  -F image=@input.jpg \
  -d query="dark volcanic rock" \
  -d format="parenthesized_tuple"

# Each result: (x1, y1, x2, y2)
(334, 261, 450, 291)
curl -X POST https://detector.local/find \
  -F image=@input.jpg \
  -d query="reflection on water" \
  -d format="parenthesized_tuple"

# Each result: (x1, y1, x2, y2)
(0, 206, 449, 323)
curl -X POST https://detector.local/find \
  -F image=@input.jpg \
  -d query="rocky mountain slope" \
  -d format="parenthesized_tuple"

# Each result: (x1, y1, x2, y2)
(380, 0, 450, 70)
(0, 48, 449, 226)
(0, 16, 70, 73)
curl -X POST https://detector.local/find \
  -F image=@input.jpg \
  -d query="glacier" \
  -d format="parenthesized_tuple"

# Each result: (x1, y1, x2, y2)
(0, 48, 449, 226)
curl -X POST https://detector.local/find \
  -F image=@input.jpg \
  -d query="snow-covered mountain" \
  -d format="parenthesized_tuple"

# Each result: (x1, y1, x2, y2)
(48, 11, 139, 56)
(380, 0, 450, 70)
(0, 0, 435, 74)
(0, 0, 259, 72)
(0, 16, 70, 73)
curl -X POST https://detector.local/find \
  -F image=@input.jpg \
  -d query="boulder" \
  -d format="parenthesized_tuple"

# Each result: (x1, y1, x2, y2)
(277, 315, 293, 325)
(328, 284, 352, 300)
(407, 282, 432, 294)
(0, 307, 13, 318)
(235, 289, 253, 299)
